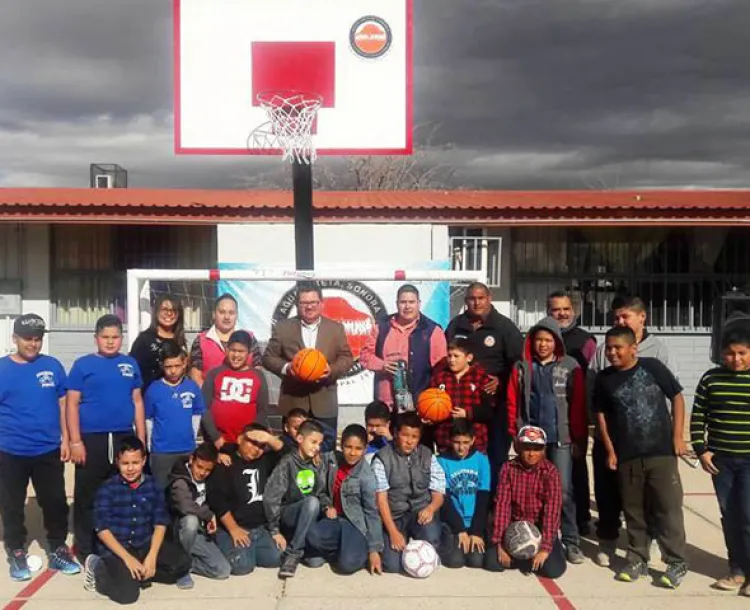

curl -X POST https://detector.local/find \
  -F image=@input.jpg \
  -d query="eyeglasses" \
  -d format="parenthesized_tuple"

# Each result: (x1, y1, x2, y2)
(298, 301, 321, 307)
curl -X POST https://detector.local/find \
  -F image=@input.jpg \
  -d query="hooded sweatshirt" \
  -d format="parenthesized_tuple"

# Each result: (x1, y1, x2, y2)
(506, 317, 586, 445)
(263, 451, 329, 535)
(590, 330, 677, 377)
(167, 459, 213, 523)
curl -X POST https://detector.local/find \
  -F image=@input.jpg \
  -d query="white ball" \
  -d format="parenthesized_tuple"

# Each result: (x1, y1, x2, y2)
(401, 540, 440, 578)
(27, 554, 43, 572)
(503, 520, 542, 560)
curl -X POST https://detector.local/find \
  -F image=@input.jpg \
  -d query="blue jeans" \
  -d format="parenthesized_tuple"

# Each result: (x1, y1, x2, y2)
(281, 496, 321, 558)
(382, 510, 442, 573)
(547, 443, 579, 547)
(215, 526, 282, 575)
(712, 453, 750, 577)
(176, 516, 231, 579)
(306, 517, 369, 573)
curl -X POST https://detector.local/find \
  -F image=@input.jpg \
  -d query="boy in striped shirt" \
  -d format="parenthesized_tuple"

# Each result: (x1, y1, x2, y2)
(691, 325, 750, 594)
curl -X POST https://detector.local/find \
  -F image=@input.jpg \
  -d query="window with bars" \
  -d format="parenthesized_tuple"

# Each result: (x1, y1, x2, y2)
(51, 225, 216, 329)
(512, 227, 750, 331)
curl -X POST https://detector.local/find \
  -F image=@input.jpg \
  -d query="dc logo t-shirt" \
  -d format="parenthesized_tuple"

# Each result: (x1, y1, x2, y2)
(67, 353, 143, 433)
(0, 355, 67, 456)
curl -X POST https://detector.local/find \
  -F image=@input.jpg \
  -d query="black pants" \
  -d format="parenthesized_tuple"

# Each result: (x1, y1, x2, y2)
(74, 432, 131, 560)
(0, 449, 69, 553)
(618, 456, 687, 565)
(95, 539, 191, 605)
(572, 452, 592, 527)
(488, 401, 511, 490)
(438, 524, 486, 569)
(592, 438, 622, 540)
(484, 538, 568, 579)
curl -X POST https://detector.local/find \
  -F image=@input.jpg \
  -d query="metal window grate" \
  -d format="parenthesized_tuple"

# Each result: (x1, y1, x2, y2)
(451, 236, 502, 287)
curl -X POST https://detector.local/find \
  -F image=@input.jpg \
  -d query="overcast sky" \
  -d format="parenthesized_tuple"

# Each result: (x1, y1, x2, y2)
(0, 0, 748, 189)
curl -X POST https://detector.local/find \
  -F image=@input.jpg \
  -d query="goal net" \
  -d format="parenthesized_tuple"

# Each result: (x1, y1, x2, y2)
(127, 267, 482, 419)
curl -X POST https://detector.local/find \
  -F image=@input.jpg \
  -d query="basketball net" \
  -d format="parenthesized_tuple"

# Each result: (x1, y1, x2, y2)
(247, 91, 323, 164)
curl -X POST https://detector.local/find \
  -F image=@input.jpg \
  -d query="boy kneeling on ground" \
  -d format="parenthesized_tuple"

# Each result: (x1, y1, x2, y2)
(488, 426, 567, 579)
(372, 412, 445, 573)
(437, 419, 491, 568)
(307, 424, 384, 574)
(167, 441, 231, 587)
(83, 437, 191, 605)
(264, 419, 328, 579)
(206, 424, 285, 575)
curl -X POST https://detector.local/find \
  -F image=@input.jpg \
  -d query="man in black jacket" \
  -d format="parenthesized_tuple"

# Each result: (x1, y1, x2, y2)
(547, 291, 597, 535)
(446, 283, 523, 473)
(167, 442, 230, 587)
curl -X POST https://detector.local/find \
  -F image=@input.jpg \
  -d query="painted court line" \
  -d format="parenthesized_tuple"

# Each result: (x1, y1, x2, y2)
(2, 569, 57, 610)
(537, 576, 577, 610)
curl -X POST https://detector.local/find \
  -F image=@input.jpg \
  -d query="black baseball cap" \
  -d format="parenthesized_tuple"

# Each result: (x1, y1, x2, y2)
(14, 314, 47, 338)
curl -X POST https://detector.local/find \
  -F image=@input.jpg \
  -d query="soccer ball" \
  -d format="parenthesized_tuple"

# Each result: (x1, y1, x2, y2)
(503, 520, 542, 560)
(401, 540, 440, 578)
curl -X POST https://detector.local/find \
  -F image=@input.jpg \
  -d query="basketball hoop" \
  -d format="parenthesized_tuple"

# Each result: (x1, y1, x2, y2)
(247, 91, 323, 164)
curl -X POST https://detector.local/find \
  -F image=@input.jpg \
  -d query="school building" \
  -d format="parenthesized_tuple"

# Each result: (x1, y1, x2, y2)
(1, 187, 750, 406)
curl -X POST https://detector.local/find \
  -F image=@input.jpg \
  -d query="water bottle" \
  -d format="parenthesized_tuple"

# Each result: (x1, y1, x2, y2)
(393, 359, 414, 414)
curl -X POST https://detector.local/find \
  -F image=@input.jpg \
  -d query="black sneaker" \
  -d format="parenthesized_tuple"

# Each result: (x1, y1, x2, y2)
(278, 553, 301, 579)
(616, 559, 648, 583)
(659, 562, 688, 589)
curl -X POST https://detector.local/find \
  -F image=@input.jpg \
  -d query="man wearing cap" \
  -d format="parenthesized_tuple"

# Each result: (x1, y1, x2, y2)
(487, 425, 567, 579)
(0, 314, 81, 580)
(361, 284, 447, 413)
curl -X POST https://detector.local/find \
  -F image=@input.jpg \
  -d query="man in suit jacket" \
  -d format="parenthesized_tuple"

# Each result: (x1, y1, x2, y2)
(262, 283, 354, 437)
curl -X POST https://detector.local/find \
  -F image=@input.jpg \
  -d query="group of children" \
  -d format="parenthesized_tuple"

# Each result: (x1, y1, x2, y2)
(4, 295, 750, 601)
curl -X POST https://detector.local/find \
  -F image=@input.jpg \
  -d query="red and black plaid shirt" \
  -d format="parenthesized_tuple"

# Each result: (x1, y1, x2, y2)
(430, 363, 494, 454)
(491, 458, 562, 553)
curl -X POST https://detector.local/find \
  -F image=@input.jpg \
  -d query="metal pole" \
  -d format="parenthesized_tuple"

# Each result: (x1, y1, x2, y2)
(292, 160, 314, 270)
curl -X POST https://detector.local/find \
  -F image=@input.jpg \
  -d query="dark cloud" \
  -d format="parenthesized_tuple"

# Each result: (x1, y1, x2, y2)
(0, 0, 748, 189)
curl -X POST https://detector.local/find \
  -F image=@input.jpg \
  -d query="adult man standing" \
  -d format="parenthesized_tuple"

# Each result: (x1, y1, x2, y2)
(589, 295, 677, 567)
(263, 282, 354, 436)
(360, 284, 447, 413)
(446, 282, 523, 471)
(0, 315, 80, 580)
(547, 291, 597, 535)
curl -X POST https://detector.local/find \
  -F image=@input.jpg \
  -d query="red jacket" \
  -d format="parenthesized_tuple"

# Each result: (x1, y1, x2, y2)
(506, 317, 586, 444)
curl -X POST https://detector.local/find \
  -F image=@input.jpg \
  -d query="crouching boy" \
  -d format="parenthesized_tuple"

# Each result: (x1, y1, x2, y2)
(206, 424, 284, 576)
(167, 442, 230, 587)
(264, 420, 328, 579)
(83, 437, 191, 605)
(487, 426, 567, 579)
(372, 412, 445, 573)
(307, 424, 384, 574)
(436, 419, 491, 568)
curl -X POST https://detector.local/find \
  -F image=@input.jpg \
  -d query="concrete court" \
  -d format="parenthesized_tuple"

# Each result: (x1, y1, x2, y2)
(0, 457, 744, 610)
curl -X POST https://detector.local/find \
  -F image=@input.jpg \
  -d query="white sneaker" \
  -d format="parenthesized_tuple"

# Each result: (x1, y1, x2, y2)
(595, 541, 616, 567)
(83, 554, 100, 592)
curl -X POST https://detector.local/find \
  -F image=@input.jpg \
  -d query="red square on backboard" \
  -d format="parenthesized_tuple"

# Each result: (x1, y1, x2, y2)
(251, 41, 336, 107)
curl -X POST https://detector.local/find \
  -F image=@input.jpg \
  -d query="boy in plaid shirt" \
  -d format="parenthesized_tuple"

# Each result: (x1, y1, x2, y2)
(83, 437, 191, 605)
(429, 338, 495, 454)
(486, 426, 567, 579)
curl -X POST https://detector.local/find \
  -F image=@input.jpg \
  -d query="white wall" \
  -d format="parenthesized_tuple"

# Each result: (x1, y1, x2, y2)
(218, 223, 449, 266)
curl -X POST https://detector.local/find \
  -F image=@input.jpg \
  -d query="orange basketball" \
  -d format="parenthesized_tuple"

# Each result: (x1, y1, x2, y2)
(291, 348, 329, 383)
(416, 388, 452, 423)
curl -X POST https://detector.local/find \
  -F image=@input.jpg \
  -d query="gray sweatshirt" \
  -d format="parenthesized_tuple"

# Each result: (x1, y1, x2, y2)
(590, 331, 678, 378)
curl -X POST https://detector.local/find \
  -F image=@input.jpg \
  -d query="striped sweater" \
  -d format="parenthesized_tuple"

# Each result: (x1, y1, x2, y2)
(691, 367, 750, 455)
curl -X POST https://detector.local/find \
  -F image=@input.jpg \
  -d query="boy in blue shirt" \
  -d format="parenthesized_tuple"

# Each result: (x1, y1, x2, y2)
(67, 314, 146, 562)
(83, 436, 191, 605)
(145, 340, 205, 488)
(0, 314, 80, 580)
(364, 400, 392, 462)
(436, 419, 491, 569)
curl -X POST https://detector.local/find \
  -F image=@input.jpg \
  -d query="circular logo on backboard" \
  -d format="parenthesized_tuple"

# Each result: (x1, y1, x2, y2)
(272, 280, 388, 381)
(350, 16, 393, 59)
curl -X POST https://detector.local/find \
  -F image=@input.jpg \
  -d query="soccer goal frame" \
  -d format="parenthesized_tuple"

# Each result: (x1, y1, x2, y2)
(126, 267, 485, 348)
